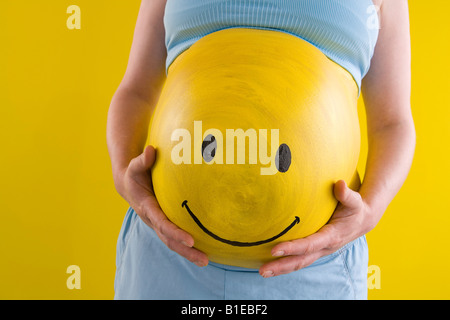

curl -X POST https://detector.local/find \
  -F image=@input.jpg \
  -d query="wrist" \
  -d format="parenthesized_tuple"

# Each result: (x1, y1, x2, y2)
(360, 196, 384, 234)
(112, 165, 129, 198)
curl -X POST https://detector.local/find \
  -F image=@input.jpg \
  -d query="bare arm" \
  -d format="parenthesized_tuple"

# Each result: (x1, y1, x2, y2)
(260, 0, 416, 277)
(107, 0, 167, 194)
(107, 0, 209, 267)
(359, 0, 415, 224)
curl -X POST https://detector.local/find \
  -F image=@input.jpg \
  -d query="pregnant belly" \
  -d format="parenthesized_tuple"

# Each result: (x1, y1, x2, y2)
(149, 28, 361, 268)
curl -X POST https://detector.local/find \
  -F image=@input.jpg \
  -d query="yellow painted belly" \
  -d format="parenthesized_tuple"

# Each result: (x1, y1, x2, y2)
(149, 28, 361, 268)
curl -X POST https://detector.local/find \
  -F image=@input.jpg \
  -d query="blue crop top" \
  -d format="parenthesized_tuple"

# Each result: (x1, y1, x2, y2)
(164, 0, 379, 91)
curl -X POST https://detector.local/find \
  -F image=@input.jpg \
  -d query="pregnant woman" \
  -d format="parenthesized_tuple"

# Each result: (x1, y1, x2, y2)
(107, 0, 415, 299)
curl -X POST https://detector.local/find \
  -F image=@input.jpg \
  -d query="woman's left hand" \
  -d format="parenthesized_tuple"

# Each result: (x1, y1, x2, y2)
(259, 179, 374, 278)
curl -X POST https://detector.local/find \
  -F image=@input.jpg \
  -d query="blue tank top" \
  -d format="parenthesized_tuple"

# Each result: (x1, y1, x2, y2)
(164, 0, 379, 91)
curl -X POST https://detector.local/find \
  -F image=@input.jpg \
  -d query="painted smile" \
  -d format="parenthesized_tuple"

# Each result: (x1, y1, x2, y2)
(181, 200, 300, 247)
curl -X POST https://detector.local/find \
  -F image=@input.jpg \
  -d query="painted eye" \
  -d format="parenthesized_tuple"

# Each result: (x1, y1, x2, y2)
(275, 143, 291, 173)
(202, 134, 216, 163)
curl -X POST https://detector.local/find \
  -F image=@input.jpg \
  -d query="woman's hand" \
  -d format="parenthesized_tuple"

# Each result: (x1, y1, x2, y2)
(259, 179, 374, 278)
(120, 145, 209, 267)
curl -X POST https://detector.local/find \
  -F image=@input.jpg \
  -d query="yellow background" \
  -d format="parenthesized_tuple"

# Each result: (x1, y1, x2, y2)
(0, 1, 449, 299)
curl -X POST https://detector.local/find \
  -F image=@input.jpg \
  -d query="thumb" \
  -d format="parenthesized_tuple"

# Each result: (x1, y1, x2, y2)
(128, 145, 157, 177)
(333, 180, 363, 210)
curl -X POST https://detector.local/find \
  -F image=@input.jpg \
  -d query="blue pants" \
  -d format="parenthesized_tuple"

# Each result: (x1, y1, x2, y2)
(114, 207, 369, 300)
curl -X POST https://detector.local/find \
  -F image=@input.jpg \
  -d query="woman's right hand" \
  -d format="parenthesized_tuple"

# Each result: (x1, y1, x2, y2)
(119, 145, 209, 267)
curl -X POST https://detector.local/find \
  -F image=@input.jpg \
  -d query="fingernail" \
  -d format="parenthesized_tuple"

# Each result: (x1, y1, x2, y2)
(194, 261, 207, 267)
(262, 271, 274, 278)
(182, 241, 192, 248)
(273, 250, 285, 257)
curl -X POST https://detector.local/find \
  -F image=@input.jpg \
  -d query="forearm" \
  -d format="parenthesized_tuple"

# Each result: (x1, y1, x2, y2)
(106, 86, 157, 197)
(358, 118, 416, 232)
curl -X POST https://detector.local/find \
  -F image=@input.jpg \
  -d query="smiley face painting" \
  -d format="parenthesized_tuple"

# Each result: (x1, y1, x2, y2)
(149, 28, 361, 268)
